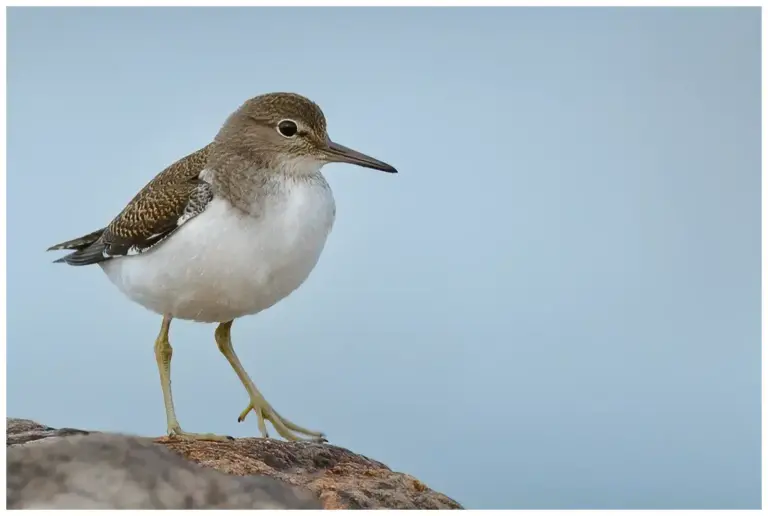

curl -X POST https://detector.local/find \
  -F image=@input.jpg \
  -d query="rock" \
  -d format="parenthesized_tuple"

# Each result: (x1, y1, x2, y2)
(7, 418, 462, 509)
(6, 419, 320, 509)
(6, 418, 93, 446)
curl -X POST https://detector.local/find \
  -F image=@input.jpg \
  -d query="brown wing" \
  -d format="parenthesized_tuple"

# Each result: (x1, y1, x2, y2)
(49, 145, 214, 266)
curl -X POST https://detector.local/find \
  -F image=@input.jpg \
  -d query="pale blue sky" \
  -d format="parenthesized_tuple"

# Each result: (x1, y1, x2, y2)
(6, 7, 761, 509)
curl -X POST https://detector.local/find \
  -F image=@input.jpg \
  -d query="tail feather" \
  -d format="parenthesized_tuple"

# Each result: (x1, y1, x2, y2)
(53, 242, 109, 266)
(47, 228, 106, 252)
(48, 228, 109, 266)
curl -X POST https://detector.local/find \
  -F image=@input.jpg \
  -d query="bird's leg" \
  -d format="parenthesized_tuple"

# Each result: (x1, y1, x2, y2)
(214, 320, 326, 442)
(155, 316, 231, 442)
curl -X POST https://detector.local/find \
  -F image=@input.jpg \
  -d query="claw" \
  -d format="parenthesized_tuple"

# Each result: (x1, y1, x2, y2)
(236, 401, 324, 442)
(167, 426, 233, 442)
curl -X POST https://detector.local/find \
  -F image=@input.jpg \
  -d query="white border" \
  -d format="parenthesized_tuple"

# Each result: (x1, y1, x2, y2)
(760, 4, 766, 513)
(1, 0, 767, 6)
(1, 2, 764, 513)
(1, 1, 8, 509)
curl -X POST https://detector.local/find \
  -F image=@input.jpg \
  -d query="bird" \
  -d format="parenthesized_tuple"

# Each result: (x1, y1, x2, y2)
(47, 92, 397, 443)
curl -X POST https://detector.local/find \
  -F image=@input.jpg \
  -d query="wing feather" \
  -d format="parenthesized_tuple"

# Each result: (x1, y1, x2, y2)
(49, 146, 214, 266)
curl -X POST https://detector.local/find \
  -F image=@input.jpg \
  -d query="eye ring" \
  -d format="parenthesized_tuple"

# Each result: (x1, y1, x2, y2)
(277, 119, 299, 138)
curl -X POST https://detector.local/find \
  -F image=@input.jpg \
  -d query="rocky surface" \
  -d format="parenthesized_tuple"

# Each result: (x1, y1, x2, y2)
(7, 418, 462, 509)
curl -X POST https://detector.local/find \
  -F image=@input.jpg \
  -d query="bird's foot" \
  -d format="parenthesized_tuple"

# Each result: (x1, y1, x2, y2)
(237, 400, 327, 443)
(167, 425, 234, 442)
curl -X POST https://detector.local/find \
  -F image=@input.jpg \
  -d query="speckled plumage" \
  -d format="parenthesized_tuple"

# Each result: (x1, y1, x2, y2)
(48, 145, 214, 265)
(46, 92, 357, 322)
(48, 92, 336, 267)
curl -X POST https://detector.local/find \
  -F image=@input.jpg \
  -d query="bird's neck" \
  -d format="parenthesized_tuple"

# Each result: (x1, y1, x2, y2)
(202, 152, 325, 215)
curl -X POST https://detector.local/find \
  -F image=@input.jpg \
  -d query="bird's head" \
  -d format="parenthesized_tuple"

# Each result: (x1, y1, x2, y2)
(214, 92, 397, 176)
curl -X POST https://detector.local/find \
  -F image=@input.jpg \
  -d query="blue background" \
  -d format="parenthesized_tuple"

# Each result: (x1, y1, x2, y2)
(7, 7, 761, 509)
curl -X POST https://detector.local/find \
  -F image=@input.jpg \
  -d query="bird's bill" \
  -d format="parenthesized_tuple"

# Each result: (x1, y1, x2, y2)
(325, 140, 397, 173)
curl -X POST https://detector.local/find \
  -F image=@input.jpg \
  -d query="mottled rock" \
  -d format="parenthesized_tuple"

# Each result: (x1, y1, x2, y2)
(6, 423, 319, 509)
(159, 435, 462, 509)
(6, 418, 462, 509)
(6, 418, 92, 446)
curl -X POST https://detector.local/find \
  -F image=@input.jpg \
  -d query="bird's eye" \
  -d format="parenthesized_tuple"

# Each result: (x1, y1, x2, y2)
(277, 119, 298, 138)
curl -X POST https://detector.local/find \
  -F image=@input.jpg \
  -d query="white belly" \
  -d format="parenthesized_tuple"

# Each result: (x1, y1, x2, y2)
(100, 181, 336, 323)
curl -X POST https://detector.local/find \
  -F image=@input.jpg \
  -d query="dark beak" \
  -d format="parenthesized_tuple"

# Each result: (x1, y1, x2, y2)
(325, 140, 397, 173)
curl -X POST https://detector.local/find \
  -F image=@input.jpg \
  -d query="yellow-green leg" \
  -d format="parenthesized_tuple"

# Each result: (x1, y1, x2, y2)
(215, 320, 326, 442)
(155, 316, 231, 442)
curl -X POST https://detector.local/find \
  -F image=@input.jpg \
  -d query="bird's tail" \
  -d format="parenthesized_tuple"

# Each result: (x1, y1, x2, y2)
(47, 228, 109, 266)
(47, 228, 106, 252)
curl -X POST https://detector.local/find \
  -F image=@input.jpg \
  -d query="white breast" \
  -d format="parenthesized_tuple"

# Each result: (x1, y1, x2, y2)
(100, 176, 336, 323)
